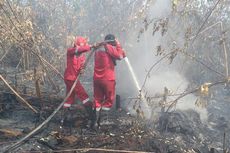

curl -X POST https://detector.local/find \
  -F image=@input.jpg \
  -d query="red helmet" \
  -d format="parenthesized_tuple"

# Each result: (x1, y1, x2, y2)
(75, 36, 87, 46)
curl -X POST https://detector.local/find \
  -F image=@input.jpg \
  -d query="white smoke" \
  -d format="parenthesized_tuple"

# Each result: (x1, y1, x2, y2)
(117, 0, 208, 122)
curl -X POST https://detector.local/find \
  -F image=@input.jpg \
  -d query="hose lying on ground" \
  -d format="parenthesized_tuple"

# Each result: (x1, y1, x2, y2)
(3, 49, 95, 153)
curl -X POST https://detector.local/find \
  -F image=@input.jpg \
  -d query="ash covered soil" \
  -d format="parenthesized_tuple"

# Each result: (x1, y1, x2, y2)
(0, 94, 230, 153)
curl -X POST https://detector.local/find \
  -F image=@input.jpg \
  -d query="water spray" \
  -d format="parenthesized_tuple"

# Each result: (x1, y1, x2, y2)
(124, 57, 151, 119)
(94, 40, 152, 119)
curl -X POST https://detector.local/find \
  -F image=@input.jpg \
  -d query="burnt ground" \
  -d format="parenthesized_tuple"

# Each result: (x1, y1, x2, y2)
(0, 92, 230, 153)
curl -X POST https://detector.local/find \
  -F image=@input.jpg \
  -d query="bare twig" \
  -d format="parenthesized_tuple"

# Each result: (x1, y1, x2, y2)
(166, 79, 227, 112)
(0, 43, 10, 62)
(140, 51, 175, 92)
(191, 0, 222, 45)
(34, 68, 41, 98)
(34, 67, 42, 109)
(0, 4, 24, 39)
(220, 22, 229, 78)
(184, 21, 229, 78)
(166, 23, 225, 77)
(127, 92, 186, 100)
(5, 0, 21, 25)
(37, 55, 60, 92)
(37, 52, 64, 80)
(181, 51, 225, 77)
(0, 91, 63, 99)
(0, 75, 38, 113)
(15, 50, 23, 69)
(223, 130, 226, 153)
(7, 0, 64, 78)
(177, 0, 223, 82)
(1, 4, 64, 80)
(190, 21, 221, 39)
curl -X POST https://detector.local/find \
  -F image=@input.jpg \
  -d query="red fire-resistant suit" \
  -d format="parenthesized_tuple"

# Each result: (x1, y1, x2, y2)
(93, 42, 125, 111)
(63, 37, 91, 108)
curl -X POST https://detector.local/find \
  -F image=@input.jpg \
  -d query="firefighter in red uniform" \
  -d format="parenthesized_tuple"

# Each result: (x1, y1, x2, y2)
(93, 34, 126, 124)
(63, 36, 93, 126)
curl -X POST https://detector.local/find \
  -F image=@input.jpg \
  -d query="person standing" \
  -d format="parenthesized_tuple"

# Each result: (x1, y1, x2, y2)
(93, 34, 126, 124)
(63, 36, 93, 126)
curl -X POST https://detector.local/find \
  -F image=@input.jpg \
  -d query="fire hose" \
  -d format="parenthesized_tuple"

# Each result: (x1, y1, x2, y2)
(3, 40, 121, 152)
(3, 48, 95, 153)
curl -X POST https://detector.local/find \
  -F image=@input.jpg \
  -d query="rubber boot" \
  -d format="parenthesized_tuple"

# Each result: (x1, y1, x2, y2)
(96, 109, 102, 128)
(83, 102, 96, 129)
(90, 108, 96, 129)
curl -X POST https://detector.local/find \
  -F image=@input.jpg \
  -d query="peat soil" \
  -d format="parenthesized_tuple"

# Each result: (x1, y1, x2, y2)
(0, 93, 230, 153)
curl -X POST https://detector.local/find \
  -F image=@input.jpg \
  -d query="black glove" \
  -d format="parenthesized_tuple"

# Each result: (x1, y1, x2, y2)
(75, 50, 81, 56)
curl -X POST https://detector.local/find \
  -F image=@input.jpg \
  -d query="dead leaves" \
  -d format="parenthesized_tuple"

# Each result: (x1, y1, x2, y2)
(0, 128, 22, 138)
(152, 18, 169, 37)
(168, 48, 179, 64)
(199, 83, 211, 96)
(194, 83, 211, 108)
(154, 44, 180, 64)
(138, 17, 168, 42)
(156, 45, 165, 56)
(172, 0, 179, 13)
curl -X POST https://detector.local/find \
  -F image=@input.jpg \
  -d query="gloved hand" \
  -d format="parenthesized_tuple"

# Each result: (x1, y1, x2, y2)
(90, 43, 98, 50)
(115, 39, 121, 46)
(79, 67, 85, 74)
(75, 50, 81, 56)
(122, 50, 126, 58)
(91, 42, 104, 50)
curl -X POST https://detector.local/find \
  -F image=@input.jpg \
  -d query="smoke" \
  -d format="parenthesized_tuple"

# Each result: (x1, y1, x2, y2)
(147, 70, 207, 121)
(117, 0, 208, 122)
(148, 0, 172, 18)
